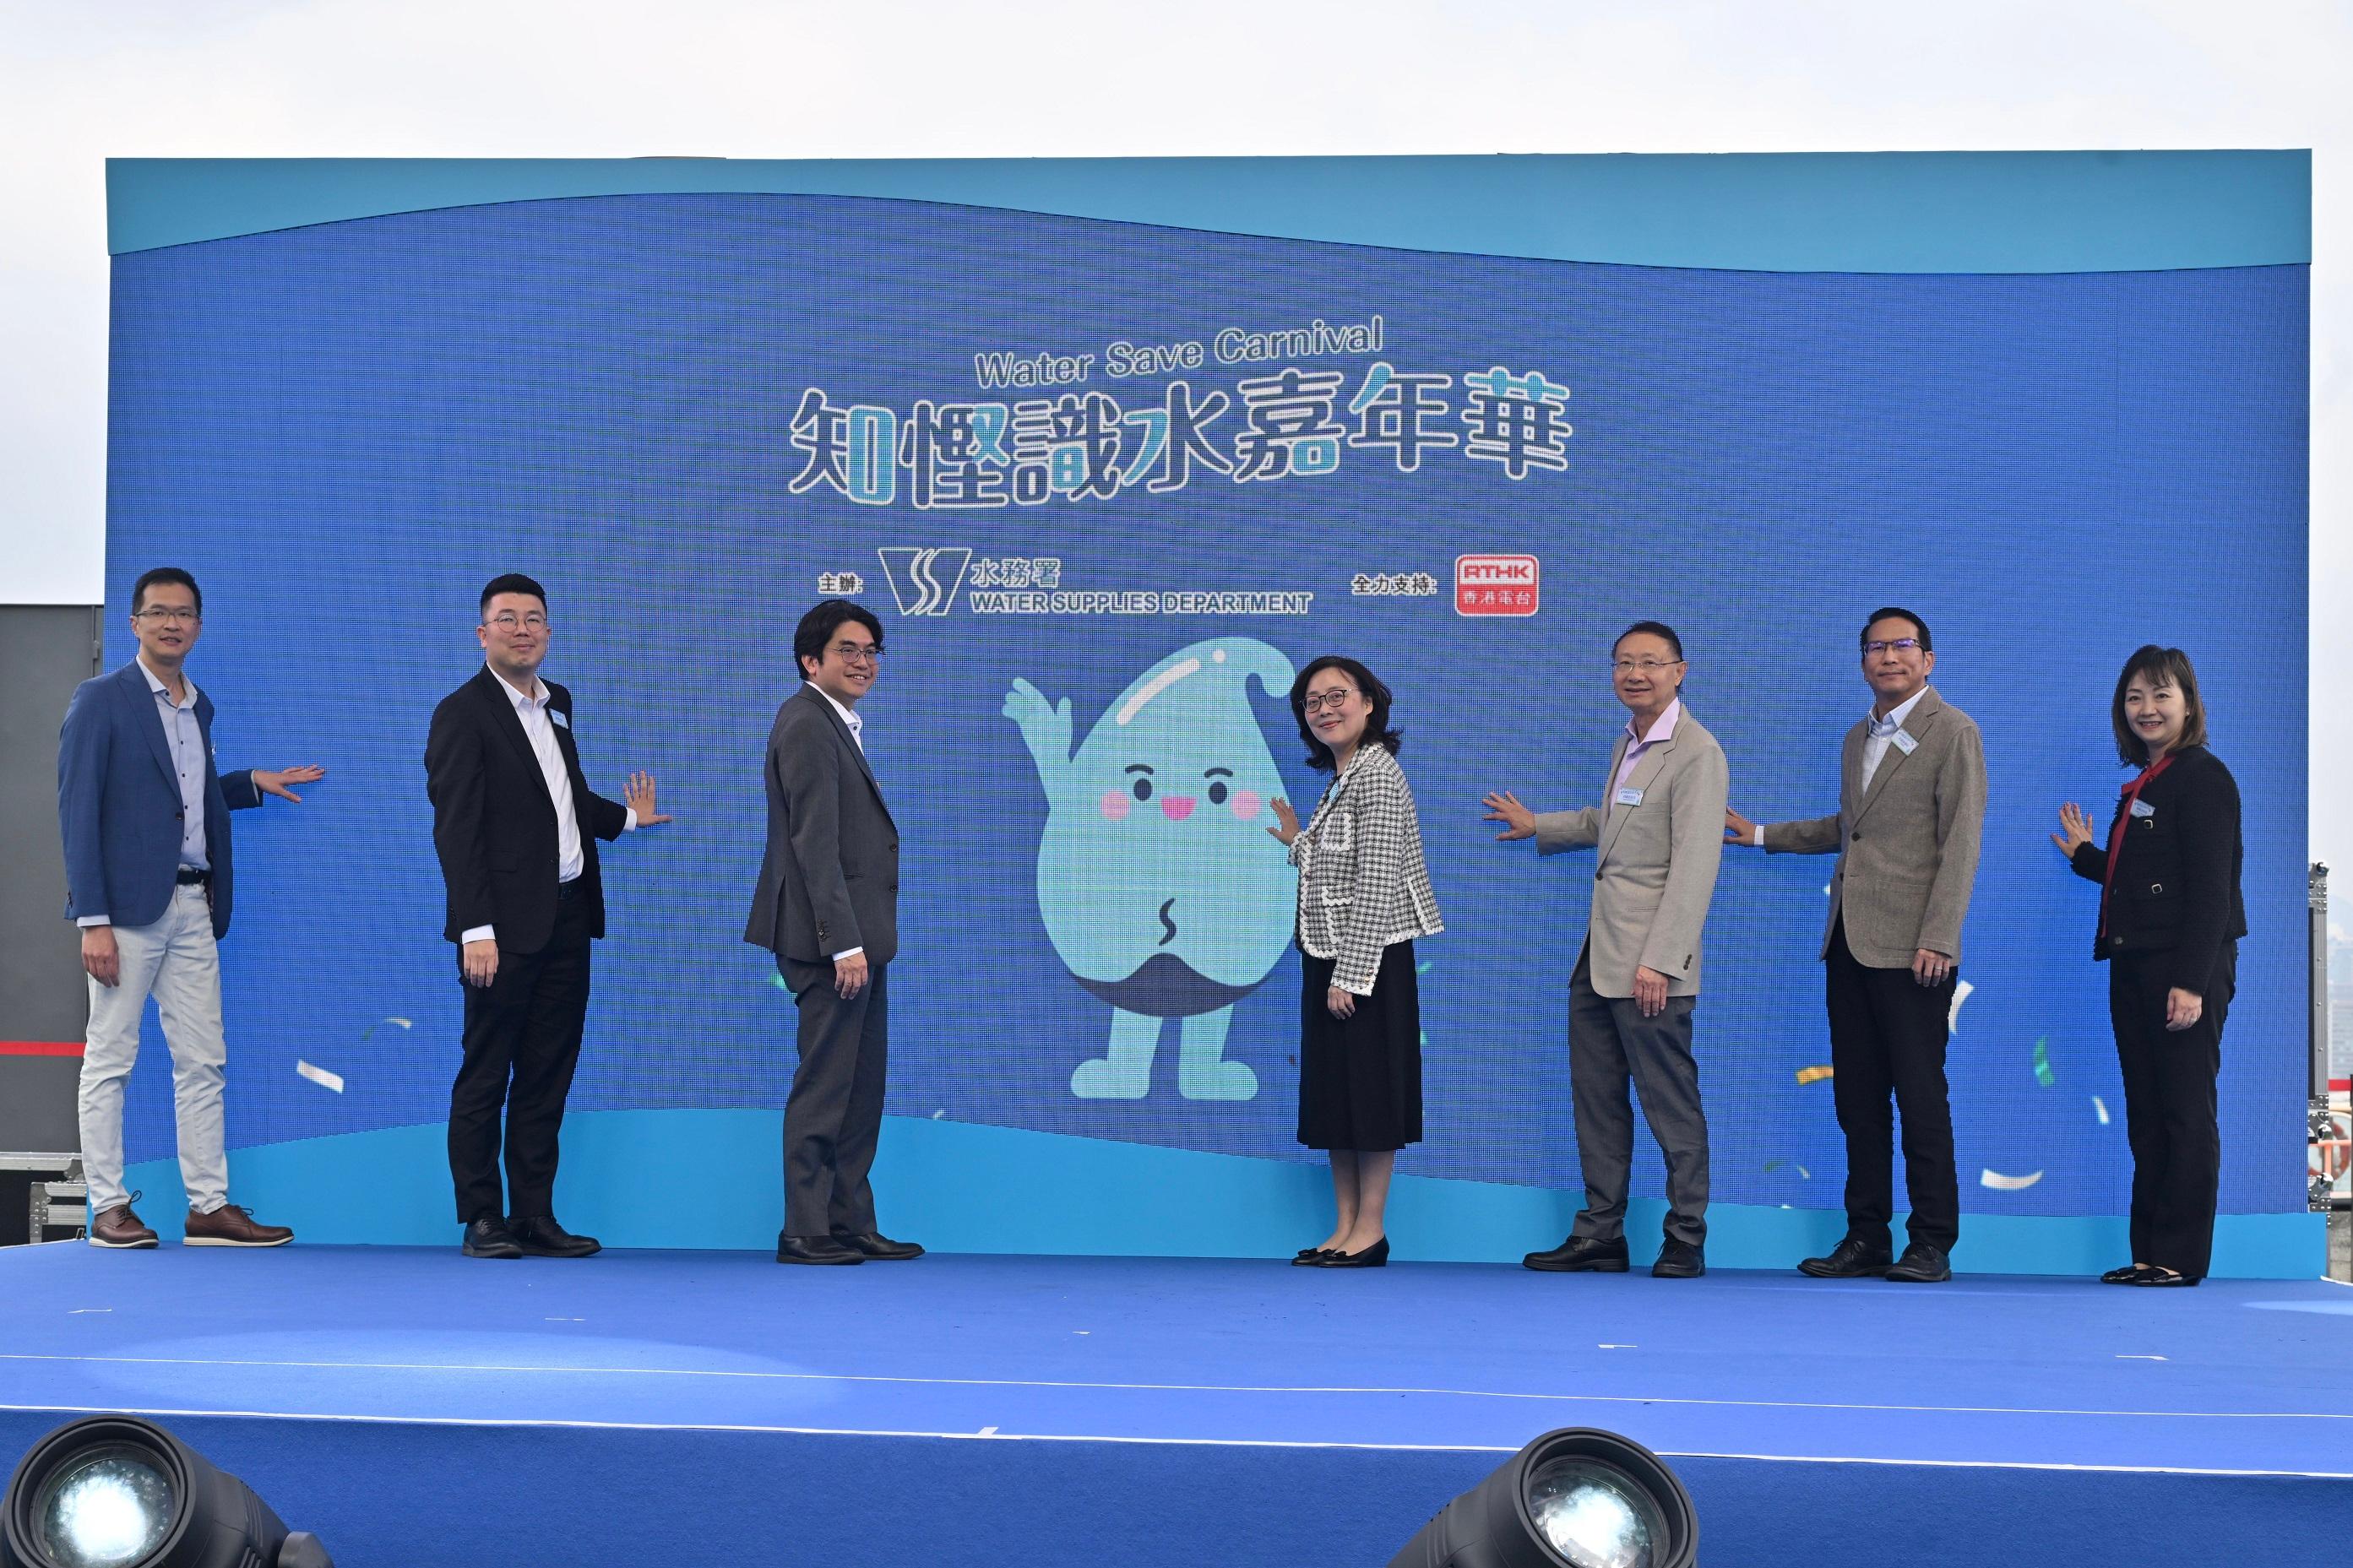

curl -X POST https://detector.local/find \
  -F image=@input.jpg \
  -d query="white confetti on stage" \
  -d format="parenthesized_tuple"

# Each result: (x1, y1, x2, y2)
(2092, 1095, 2111, 1126)
(1978, 1167, 2043, 1191)
(1947, 979, 1975, 1033)
(296, 1060, 345, 1093)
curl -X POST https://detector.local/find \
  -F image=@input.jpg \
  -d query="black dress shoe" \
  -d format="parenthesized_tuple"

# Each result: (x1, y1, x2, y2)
(1798, 1237, 1894, 1278)
(1651, 1240, 1705, 1278)
(1317, 1237, 1388, 1268)
(1291, 1248, 1335, 1266)
(1884, 1242, 1952, 1283)
(776, 1234, 864, 1265)
(461, 1218, 524, 1259)
(511, 1215, 601, 1258)
(831, 1230, 924, 1261)
(1524, 1235, 1631, 1272)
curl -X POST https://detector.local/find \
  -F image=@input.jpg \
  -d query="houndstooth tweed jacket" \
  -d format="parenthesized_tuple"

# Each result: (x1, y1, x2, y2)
(1289, 741, 1443, 996)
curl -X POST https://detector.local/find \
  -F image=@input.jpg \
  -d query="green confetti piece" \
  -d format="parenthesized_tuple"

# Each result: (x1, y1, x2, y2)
(1416, 961, 1433, 976)
(2032, 1035, 2055, 1088)
(770, 974, 791, 991)
(1763, 1159, 1785, 1173)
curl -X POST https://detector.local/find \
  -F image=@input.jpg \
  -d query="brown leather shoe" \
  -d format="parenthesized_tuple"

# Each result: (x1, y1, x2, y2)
(88, 1201, 159, 1250)
(183, 1203, 294, 1248)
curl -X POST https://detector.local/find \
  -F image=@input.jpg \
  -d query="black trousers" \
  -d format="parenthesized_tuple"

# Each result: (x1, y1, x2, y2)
(448, 885, 592, 1224)
(780, 956, 888, 1240)
(1824, 919, 1959, 1253)
(2110, 944, 2234, 1279)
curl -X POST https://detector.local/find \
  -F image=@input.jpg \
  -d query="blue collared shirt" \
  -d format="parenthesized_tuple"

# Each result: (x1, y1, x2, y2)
(137, 655, 213, 870)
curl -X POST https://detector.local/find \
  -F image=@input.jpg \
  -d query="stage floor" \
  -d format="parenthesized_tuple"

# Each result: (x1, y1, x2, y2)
(3, 1244, 2351, 1564)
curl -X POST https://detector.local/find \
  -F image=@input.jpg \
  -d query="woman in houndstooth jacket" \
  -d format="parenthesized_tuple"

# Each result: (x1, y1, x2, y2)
(1268, 656, 1443, 1268)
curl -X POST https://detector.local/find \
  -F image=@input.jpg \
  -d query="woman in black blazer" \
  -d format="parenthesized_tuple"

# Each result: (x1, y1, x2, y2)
(2051, 645, 2245, 1286)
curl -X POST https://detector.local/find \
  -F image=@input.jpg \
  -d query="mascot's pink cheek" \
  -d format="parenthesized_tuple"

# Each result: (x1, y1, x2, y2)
(1100, 790, 1133, 822)
(1227, 790, 1263, 822)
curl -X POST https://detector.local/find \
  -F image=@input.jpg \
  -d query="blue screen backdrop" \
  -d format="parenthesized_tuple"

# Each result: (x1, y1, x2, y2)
(102, 187, 2308, 1240)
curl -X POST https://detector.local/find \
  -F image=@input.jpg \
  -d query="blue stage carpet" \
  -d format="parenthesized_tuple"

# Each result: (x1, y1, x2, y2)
(3, 1244, 2349, 1565)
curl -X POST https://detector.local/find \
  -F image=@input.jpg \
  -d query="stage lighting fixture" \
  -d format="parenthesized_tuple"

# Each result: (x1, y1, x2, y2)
(2, 1416, 332, 1568)
(1388, 1427, 1696, 1568)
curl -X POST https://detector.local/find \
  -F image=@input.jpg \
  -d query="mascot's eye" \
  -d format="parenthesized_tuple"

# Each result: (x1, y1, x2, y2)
(1132, 776, 1154, 802)
(1208, 780, 1229, 805)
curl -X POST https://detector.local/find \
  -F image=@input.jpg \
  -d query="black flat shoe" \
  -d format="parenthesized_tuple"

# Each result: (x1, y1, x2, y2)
(1884, 1242, 1952, 1283)
(2129, 1266, 2198, 1287)
(1798, 1237, 1893, 1278)
(832, 1230, 924, 1261)
(1291, 1248, 1335, 1266)
(511, 1215, 601, 1258)
(461, 1218, 524, 1259)
(2101, 1262, 2157, 1284)
(1524, 1236, 1630, 1272)
(1318, 1238, 1388, 1268)
(1651, 1240, 1705, 1278)
(776, 1234, 864, 1265)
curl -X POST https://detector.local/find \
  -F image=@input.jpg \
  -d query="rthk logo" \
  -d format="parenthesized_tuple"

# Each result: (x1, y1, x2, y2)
(1455, 554, 1540, 616)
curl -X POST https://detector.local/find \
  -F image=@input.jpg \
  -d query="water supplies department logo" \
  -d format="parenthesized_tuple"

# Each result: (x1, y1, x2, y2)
(877, 547, 973, 616)
(1454, 554, 1539, 616)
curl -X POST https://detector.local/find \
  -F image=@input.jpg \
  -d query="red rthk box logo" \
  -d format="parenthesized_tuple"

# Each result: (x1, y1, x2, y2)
(1454, 554, 1540, 616)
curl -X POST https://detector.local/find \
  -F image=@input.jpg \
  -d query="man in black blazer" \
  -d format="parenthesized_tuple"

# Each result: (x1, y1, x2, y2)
(744, 599, 917, 1265)
(426, 573, 669, 1260)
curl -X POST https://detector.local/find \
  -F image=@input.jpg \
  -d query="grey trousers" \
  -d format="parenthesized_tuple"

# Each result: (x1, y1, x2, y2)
(779, 956, 888, 1239)
(1567, 947, 1710, 1247)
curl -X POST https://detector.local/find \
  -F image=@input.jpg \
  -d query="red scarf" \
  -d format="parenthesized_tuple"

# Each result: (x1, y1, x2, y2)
(2100, 751, 2178, 938)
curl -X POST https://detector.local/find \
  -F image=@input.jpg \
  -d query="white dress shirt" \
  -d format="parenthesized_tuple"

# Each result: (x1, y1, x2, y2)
(1860, 686, 1927, 793)
(460, 668, 634, 946)
(805, 681, 866, 959)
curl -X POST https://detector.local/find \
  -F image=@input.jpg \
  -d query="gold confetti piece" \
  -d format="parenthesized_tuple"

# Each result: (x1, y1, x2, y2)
(295, 1060, 345, 1093)
(1947, 980, 1974, 1034)
(1979, 1167, 2043, 1191)
(1796, 1065, 1834, 1085)
(2092, 1095, 2111, 1126)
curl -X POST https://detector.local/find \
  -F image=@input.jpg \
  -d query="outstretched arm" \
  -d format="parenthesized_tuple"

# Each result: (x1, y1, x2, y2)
(1002, 678, 1073, 781)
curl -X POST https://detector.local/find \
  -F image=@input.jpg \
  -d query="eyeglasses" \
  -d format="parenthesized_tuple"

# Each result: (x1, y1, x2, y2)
(1302, 689, 1357, 713)
(1863, 638, 1922, 656)
(1611, 659, 1682, 674)
(486, 613, 549, 632)
(832, 643, 883, 666)
(132, 607, 199, 625)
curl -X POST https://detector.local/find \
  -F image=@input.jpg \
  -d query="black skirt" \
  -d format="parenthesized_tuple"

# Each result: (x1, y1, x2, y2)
(1296, 940, 1422, 1152)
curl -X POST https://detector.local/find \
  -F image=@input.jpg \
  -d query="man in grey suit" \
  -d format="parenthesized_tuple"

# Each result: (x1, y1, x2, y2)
(1484, 621, 1729, 1278)
(1726, 608, 1986, 1283)
(744, 599, 919, 1265)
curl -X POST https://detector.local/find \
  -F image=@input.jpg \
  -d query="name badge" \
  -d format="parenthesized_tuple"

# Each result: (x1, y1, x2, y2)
(1615, 786, 1644, 807)
(2129, 798, 2155, 819)
(1889, 729, 1918, 755)
(550, 710, 570, 730)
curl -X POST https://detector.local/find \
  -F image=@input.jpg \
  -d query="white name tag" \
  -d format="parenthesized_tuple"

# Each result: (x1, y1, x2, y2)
(1615, 786, 1644, 807)
(550, 710, 570, 730)
(1889, 729, 1918, 755)
(2129, 798, 2155, 819)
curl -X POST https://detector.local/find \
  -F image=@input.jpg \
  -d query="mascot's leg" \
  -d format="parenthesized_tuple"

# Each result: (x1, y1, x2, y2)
(1177, 1005, 1257, 1101)
(1072, 1009, 1160, 1099)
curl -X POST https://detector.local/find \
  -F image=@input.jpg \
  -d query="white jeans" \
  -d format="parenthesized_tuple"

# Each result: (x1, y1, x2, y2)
(79, 883, 230, 1216)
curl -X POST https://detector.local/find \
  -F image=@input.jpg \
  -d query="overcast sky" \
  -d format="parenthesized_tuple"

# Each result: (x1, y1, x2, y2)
(2, 0, 2345, 860)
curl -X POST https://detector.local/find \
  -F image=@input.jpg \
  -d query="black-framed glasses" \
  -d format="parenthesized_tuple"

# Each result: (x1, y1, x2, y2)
(1862, 638, 1922, 655)
(485, 612, 549, 632)
(1301, 688, 1357, 713)
(132, 607, 199, 625)
(833, 643, 883, 666)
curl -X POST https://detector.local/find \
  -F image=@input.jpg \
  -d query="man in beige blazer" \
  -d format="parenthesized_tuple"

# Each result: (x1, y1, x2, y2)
(1726, 607, 1986, 1284)
(1484, 621, 1729, 1278)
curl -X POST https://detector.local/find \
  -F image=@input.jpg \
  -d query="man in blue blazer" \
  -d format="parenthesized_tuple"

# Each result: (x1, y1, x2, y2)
(57, 567, 323, 1249)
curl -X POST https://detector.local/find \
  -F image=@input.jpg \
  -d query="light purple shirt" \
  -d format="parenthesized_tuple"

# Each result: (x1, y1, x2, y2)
(1610, 698, 1682, 819)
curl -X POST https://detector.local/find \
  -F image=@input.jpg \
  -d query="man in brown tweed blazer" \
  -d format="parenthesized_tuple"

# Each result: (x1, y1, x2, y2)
(1726, 608, 1986, 1284)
